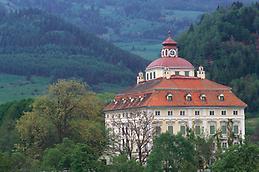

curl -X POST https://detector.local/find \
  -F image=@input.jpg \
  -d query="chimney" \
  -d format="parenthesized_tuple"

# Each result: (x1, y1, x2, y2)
(137, 72, 145, 84)
(197, 66, 205, 79)
(163, 67, 171, 79)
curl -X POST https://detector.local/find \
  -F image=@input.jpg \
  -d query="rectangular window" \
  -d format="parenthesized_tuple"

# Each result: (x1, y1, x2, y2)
(155, 126, 161, 135)
(153, 72, 156, 79)
(222, 142, 227, 149)
(195, 126, 201, 135)
(234, 125, 239, 134)
(146, 74, 149, 80)
(175, 71, 180, 76)
(221, 125, 227, 135)
(180, 125, 186, 135)
(221, 110, 226, 115)
(168, 126, 173, 134)
(184, 71, 190, 76)
(233, 110, 238, 115)
(210, 125, 215, 135)
(150, 72, 152, 80)
(195, 111, 200, 116)
(180, 111, 185, 116)
(168, 111, 173, 116)
(155, 111, 160, 116)
(209, 111, 215, 116)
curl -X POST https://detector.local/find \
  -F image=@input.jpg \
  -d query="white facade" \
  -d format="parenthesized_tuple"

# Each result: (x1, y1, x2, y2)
(145, 67, 195, 81)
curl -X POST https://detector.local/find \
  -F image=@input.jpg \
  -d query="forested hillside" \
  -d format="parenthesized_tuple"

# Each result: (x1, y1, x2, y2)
(0, 9, 148, 89)
(0, 0, 256, 42)
(178, 2, 259, 115)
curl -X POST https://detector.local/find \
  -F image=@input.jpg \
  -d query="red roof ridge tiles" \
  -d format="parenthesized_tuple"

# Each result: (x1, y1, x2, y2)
(146, 57, 194, 70)
(104, 77, 246, 111)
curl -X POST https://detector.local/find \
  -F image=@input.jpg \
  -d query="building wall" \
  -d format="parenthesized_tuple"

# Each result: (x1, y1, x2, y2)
(104, 106, 245, 161)
(145, 68, 195, 80)
(150, 107, 245, 139)
(105, 106, 245, 139)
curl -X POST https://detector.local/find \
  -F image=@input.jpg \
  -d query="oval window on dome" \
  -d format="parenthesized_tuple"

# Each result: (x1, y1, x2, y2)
(166, 93, 173, 101)
(186, 94, 192, 101)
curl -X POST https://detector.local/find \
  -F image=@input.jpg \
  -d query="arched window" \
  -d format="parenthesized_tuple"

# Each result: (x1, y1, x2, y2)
(153, 72, 156, 79)
(186, 93, 192, 101)
(166, 93, 173, 101)
(200, 94, 206, 101)
(218, 94, 224, 101)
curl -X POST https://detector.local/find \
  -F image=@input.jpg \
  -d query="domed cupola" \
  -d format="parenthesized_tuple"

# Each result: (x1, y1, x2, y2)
(145, 32, 195, 81)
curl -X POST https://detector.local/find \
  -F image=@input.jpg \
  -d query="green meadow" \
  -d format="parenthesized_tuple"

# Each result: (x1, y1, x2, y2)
(115, 41, 161, 60)
(0, 74, 50, 104)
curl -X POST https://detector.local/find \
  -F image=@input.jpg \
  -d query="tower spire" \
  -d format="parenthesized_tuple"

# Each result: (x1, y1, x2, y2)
(161, 32, 178, 58)
(168, 30, 171, 37)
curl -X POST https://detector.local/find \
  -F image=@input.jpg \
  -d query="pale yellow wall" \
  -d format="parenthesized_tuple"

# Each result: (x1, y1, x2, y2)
(105, 107, 245, 139)
(104, 106, 245, 158)
(151, 107, 245, 138)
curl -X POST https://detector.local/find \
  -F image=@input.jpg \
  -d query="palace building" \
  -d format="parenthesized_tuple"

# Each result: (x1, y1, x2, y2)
(104, 35, 246, 158)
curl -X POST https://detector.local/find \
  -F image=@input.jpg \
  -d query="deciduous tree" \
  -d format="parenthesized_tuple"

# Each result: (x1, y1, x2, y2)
(212, 143, 259, 172)
(146, 133, 197, 172)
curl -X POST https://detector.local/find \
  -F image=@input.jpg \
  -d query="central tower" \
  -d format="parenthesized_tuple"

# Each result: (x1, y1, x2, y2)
(144, 34, 195, 82)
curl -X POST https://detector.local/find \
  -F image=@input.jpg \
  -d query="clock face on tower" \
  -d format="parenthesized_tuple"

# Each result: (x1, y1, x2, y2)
(161, 48, 178, 58)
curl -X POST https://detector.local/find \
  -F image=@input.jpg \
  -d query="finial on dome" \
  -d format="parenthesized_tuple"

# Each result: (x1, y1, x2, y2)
(168, 30, 172, 37)
(162, 32, 177, 46)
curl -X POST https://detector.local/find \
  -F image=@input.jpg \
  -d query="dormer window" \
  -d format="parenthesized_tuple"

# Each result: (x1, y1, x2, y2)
(122, 98, 127, 104)
(139, 96, 144, 102)
(113, 99, 118, 104)
(186, 94, 192, 101)
(166, 93, 173, 101)
(218, 94, 224, 101)
(200, 94, 206, 101)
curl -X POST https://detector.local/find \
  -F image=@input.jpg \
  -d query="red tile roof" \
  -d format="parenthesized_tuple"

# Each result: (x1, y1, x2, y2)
(162, 36, 177, 46)
(104, 76, 247, 111)
(146, 57, 194, 70)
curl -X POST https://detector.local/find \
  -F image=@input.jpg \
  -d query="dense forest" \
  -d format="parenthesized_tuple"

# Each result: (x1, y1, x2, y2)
(0, 0, 256, 41)
(178, 2, 259, 115)
(0, 9, 148, 88)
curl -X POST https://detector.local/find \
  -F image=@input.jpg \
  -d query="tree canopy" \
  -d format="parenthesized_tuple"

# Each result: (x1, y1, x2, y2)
(146, 133, 197, 172)
(212, 143, 259, 172)
(178, 3, 259, 114)
(16, 80, 106, 158)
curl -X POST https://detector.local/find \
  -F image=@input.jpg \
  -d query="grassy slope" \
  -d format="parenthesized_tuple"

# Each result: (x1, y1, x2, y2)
(114, 9, 203, 59)
(0, 74, 50, 104)
(115, 41, 161, 60)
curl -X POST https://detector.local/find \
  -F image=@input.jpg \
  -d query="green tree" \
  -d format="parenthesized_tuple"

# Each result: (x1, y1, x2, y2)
(16, 79, 105, 157)
(0, 99, 33, 152)
(0, 151, 39, 172)
(212, 143, 259, 172)
(16, 111, 57, 158)
(146, 133, 197, 172)
(108, 154, 144, 172)
(193, 136, 214, 170)
(42, 138, 102, 171)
